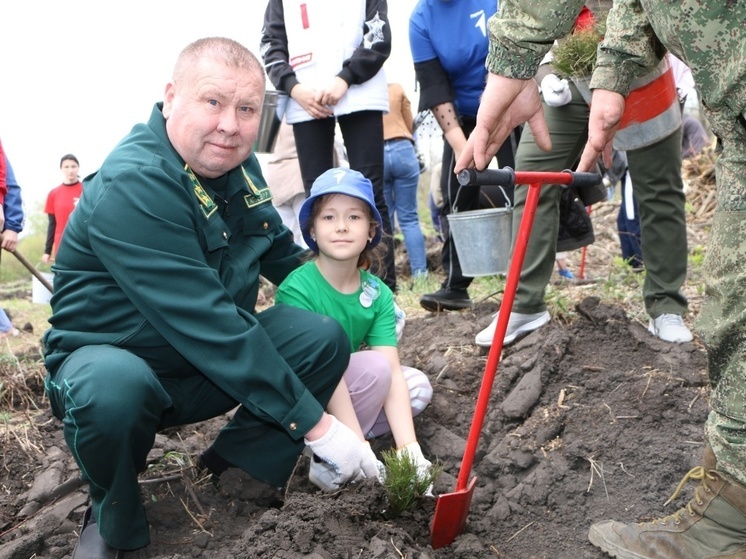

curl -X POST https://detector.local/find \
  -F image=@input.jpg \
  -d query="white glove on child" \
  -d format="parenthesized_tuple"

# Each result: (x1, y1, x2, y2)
(397, 442, 432, 479)
(540, 74, 572, 107)
(398, 441, 434, 496)
(305, 416, 384, 491)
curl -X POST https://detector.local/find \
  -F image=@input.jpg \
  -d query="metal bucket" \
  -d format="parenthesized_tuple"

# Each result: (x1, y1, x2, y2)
(32, 272, 54, 304)
(447, 208, 513, 277)
(254, 90, 288, 153)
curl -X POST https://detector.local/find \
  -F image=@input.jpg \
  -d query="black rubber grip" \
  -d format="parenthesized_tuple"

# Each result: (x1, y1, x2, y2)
(564, 170, 602, 188)
(457, 168, 516, 187)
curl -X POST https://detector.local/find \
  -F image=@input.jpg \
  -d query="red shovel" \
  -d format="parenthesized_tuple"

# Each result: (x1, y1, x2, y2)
(430, 168, 601, 549)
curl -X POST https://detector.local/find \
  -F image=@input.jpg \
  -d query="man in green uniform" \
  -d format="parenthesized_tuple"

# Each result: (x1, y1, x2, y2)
(455, 1, 746, 557)
(43, 37, 382, 558)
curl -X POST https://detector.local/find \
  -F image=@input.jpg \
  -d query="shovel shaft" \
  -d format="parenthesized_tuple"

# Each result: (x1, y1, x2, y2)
(579, 206, 592, 280)
(12, 250, 54, 294)
(454, 180, 542, 490)
(433, 170, 602, 550)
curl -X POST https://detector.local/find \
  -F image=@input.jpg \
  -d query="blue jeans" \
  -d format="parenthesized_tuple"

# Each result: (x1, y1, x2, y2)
(0, 308, 13, 333)
(383, 138, 427, 277)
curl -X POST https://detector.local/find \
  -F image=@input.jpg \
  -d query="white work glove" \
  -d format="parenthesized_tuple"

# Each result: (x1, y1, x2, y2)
(540, 74, 572, 107)
(305, 416, 384, 491)
(397, 442, 433, 496)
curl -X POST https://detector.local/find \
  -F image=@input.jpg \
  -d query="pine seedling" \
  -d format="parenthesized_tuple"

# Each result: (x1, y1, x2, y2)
(381, 448, 443, 517)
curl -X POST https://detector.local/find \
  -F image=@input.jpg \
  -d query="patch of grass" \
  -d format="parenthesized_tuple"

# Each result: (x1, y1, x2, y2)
(551, 16, 607, 80)
(689, 244, 705, 269)
(544, 284, 575, 320)
(600, 258, 645, 304)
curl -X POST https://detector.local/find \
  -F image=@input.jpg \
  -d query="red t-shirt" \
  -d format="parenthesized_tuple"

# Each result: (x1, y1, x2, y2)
(0, 138, 7, 205)
(44, 181, 83, 255)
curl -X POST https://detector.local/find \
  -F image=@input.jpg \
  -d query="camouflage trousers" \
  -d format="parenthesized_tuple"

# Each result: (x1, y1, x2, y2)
(698, 114, 746, 485)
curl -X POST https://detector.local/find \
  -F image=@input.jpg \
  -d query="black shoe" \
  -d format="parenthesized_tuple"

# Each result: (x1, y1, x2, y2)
(419, 288, 472, 312)
(198, 446, 235, 480)
(73, 507, 123, 559)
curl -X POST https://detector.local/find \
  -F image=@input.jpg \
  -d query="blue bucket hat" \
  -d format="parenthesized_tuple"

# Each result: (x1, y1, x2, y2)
(299, 168, 383, 252)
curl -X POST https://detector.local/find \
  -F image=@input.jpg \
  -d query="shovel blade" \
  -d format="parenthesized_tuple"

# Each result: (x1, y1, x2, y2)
(430, 476, 477, 549)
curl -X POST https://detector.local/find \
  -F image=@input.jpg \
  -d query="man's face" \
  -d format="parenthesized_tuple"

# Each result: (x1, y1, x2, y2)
(162, 56, 264, 178)
(61, 160, 79, 184)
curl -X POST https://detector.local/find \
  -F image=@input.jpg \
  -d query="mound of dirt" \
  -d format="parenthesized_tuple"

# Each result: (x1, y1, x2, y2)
(0, 294, 709, 559)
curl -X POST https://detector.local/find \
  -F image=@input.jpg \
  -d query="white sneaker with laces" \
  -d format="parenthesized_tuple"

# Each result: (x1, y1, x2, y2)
(475, 310, 550, 348)
(648, 313, 693, 343)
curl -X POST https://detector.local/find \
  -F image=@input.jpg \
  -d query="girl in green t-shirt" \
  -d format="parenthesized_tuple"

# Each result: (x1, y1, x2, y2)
(276, 168, 433, 492)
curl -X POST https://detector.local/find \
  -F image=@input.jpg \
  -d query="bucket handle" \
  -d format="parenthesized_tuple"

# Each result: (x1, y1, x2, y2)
(452, 177, 513, 213)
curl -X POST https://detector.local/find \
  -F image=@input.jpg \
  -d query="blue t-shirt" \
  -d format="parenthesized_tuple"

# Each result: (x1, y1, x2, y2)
(276, 262, 397, 351)
(409, 0, 497, 118)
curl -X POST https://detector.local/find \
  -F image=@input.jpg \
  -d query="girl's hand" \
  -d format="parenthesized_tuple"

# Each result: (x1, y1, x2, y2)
(290, 83, 334, 119)
(318, 77, 349, 106)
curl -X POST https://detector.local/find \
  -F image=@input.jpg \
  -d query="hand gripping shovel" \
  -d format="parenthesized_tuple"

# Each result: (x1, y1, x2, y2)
(430, 168, 602, 549)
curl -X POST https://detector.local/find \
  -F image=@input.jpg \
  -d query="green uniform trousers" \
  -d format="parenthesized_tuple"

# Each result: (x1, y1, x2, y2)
(699, 118, 746, 486)
(45, 304, 349, 551)
(512, 82, 688, 319)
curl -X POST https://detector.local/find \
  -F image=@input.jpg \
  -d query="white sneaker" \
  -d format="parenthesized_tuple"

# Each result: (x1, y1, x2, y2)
(475, 310, 550, 348)
(648, 313, 693, 343)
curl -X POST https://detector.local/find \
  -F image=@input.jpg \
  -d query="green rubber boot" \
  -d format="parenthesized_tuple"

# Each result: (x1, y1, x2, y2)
(589, 448, 746, 558)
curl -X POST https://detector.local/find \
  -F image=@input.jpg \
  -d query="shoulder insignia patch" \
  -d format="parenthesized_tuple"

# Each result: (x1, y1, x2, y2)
(195, 184, 218, 219)
(185, 164, 217, 219)
(242, 166, 273, 208)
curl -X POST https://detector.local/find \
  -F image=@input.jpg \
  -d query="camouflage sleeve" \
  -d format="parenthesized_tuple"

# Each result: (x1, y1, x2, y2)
(485, 0, 586, 79)
(589, 0, 665, 96)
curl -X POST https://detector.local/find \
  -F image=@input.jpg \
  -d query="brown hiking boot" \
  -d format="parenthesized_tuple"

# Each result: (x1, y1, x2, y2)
(588, 449, 746, 558)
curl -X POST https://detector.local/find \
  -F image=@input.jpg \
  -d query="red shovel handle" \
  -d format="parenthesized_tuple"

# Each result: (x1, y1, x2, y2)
(452, 169, 594, 491)
(431, 170, 600, 550)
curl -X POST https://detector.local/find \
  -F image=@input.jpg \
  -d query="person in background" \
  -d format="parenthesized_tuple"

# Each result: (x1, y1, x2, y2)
(261, 0, 398, 292)
(615, 55, 710, 272)
(410, 0, 521, 312)
(264, 118, 309, 248)
(0, 138, 7, 231)
(681, 114, 710, 159)
(382, 82, 427, 279)
(456, 1, 746, 556)
(1, 152, 23, 339)
(264, 119, 348, 249)
(428, 159, 443, 236)
(475, 22, 693, 348)
(43, 37, 381, 558)
(42, 154, 82, 264)
(276, 168, 433, 491)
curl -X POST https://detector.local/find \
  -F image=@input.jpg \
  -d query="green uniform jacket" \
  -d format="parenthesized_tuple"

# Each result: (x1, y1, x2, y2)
(486, 0, 745, 139)
(43, 103, 323, 440)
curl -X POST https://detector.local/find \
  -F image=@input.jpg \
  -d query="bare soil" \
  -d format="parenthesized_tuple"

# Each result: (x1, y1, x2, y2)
(0, 183, 713, 559)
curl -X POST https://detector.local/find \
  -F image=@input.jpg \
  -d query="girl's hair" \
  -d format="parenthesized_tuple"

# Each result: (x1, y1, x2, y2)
(307, 193, 388, 270)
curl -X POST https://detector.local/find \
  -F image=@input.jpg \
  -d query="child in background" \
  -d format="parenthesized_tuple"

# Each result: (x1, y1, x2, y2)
(275, 168, 433, 491)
